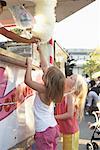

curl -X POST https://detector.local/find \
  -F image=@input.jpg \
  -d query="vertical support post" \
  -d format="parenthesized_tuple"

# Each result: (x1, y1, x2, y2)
(54, 40, 56, 63)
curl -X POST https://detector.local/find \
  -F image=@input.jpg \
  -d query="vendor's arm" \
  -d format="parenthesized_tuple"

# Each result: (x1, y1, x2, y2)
(0, 27, 40, 43)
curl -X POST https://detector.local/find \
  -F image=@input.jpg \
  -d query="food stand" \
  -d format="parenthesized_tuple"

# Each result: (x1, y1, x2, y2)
(0, 48, 41, 150)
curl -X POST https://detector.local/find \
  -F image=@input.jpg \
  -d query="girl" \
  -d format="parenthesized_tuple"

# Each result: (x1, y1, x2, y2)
(55, 74, 88, 150)
(24, 46, 65, 150)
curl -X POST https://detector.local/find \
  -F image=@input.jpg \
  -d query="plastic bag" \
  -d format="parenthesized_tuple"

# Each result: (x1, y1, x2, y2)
(9, 5, 35, 29)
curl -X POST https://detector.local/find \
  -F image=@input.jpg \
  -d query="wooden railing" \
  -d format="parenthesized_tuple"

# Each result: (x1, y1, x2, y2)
(0, 48, 40, 70)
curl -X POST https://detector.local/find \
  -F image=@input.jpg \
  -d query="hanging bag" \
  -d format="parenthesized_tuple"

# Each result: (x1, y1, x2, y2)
(9, 5, 35, 29)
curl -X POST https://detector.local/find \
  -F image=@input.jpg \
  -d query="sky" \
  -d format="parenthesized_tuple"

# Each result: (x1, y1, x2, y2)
(53, 0, 100, 49)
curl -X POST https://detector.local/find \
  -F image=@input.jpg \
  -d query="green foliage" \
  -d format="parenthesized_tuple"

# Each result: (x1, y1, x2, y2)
(83, 49, 100, 78)
(83, 58, 100, 78)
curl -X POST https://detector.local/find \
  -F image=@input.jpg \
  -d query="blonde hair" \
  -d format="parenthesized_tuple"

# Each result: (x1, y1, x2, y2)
(74, 74, 88, 121)
(44, 66, 65, 103)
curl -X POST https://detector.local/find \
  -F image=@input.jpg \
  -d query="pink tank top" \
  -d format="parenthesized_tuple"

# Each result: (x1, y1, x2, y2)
(55, 97, 79, 134)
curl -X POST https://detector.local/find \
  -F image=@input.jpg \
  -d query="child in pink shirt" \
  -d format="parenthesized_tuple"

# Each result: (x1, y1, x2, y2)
(55, 74, 88, 150)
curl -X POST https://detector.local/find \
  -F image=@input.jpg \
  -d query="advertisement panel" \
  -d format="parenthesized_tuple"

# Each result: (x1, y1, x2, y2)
(0, 60, 41, 150)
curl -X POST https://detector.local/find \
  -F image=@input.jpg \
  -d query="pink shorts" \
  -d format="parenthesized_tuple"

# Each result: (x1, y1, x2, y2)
(34, 125, 60, 150)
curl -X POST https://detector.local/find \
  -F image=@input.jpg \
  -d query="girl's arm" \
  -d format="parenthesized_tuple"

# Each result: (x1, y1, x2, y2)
(0, 27, 40, 44)
(37, 46, 48, 73)
(55, 95, 75, 120)
(24, 57, 45, 93)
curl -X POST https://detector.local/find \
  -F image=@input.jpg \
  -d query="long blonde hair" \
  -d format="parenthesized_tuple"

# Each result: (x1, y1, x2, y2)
(44, 66, 65, 103)
(74, 74, 88, 121)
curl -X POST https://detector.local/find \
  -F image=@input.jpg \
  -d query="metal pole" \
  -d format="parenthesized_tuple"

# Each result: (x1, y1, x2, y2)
(54, 40, 56, 63)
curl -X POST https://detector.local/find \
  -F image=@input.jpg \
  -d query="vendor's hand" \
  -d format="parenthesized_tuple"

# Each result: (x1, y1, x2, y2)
(26, 57, 32, 67)
(30, 36, 41, 44)
(37, 44, 42, 54)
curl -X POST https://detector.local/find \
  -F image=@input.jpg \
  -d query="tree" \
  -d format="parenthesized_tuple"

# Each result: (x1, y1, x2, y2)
(83, 48, 100, 78)
(90, 48, 100, 63)
(83, 58, 100, 78)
